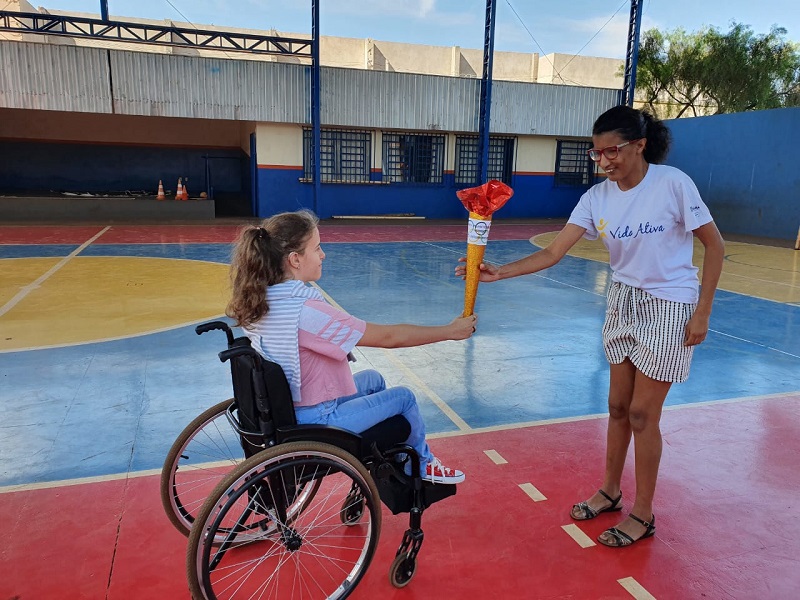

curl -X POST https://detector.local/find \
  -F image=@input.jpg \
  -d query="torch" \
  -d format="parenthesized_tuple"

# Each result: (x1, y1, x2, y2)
(457, 180, 513, 317)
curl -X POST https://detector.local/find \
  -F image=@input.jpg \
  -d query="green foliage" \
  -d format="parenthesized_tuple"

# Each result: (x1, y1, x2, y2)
(635, 22, 800, 118)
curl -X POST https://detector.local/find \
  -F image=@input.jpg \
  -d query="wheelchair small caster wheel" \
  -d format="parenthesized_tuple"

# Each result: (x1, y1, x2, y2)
(340, 492, 364, 525)
(389, 552, 416, 588)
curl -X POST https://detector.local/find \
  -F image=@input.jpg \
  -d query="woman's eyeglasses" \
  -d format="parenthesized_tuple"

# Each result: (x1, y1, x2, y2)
(587, 140, 639, 162)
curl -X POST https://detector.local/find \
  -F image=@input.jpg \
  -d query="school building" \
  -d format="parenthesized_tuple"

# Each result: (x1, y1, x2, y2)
(0, 1, 623, 221)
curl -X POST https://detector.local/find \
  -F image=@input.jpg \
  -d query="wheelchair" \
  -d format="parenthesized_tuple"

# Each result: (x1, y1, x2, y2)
(160, 320, 457, 599)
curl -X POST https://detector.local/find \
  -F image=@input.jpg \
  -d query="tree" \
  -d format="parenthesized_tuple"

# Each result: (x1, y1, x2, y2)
(634, 22, 800, 118)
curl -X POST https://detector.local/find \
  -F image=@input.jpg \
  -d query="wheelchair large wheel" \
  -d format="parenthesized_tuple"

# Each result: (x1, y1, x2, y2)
(160, 399, 245, 537)
(160, 400, 321, 543)
(187, 441, 382, 600)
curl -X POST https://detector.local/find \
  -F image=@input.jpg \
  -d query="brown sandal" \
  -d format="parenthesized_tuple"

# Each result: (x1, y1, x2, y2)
(598, 513, 656, 547)
(570, 489, 622, 520)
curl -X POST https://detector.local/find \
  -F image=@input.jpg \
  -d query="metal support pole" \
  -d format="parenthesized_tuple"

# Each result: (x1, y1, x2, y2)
(476, 0, 497, 185)
(621, 0, 643, 106)
(311, 0, 321, 213)
(100, 0, 108, 21)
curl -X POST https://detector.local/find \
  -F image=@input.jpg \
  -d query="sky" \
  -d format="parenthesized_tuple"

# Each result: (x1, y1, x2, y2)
(21, 0, 800, 59)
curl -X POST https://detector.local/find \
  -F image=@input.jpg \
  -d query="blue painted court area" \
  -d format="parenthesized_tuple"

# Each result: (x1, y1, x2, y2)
(1, 239, 798, 487)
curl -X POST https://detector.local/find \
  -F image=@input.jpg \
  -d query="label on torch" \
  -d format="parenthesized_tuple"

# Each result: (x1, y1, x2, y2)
(467, 217, 492, 245)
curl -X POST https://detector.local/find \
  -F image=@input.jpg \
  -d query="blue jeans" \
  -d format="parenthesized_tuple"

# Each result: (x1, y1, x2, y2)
(293, 369, 434, 473)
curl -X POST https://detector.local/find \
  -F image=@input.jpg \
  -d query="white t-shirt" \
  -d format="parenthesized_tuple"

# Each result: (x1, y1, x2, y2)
(567, 164, 713, 303)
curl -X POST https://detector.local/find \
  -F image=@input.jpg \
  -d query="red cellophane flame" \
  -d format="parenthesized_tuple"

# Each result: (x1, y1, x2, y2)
(456, 180, 514, 219)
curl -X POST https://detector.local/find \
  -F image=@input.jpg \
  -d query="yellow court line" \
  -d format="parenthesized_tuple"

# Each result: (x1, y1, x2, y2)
(618, 576, 657, 600)
(561, 523, 596, 548)
(379, 349, 472, 431)
(483, 449, 508, 464)
(311, 282, 472, 432)
(519, 482, 547, 502)
(0, 226, 110, 318)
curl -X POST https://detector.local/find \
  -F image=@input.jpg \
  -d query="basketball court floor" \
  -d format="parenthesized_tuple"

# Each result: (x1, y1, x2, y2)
(1, 219, 798, 599)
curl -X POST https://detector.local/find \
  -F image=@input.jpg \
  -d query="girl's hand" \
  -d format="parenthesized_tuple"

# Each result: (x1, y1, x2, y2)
(449, 314, 478, 340)
(455, 257, 501, 282)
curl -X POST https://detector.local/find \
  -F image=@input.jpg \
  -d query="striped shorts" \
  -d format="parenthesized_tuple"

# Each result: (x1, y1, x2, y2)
(602, 282, 696, 383)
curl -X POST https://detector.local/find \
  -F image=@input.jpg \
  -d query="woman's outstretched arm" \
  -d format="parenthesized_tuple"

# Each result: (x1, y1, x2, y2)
(456, 223, 587, 282)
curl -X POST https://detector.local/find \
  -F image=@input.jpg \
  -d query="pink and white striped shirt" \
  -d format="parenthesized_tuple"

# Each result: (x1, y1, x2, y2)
(296, 299, 365, 406)
(245, 280, 365, 406)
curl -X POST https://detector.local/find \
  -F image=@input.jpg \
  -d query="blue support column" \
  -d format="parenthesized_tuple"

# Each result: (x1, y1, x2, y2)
(621, 0, 643, 106)
(476, 0, 497, 185)
(311, 0, 321, 213)
(100, 0, 108, 21)
(250, 132, 258, 216)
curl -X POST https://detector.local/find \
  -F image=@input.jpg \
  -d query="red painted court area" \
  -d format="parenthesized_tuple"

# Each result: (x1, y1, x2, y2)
(2, 395, 797, 600)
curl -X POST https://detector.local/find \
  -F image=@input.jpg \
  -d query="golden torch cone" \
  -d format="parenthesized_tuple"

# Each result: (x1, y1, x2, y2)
(463, 211, 490, 317)
(456, 180, 513, 318)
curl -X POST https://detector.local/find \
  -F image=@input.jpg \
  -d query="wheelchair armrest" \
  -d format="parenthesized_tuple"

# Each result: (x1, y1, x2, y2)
(276, 424, 363, 458)
(219, 345, 260, 364)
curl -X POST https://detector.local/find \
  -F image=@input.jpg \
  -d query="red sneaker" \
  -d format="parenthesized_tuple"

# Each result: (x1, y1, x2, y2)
(423, 457, 465, 484)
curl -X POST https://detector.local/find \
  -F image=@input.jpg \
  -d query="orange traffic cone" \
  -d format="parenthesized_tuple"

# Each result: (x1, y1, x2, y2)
(182, 182, 189, 201)
(176, 177, 184, 201)
(156, 180, 166, 200)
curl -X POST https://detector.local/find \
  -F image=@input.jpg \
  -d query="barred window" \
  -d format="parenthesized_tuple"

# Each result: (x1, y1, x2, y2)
(381, 132, 445, 184)
(554, 140, 594, 187)
(455, 136, 515, 185)
(303, 128, 371, 183)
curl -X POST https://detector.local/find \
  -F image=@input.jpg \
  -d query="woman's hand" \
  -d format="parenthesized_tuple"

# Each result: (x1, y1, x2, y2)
(449, 314, 478, 340)
(684, 311, 710, 346)
(455, 257, 501, 282)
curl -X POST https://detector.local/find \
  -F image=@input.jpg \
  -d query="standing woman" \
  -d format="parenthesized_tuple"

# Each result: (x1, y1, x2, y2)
(227, 210, 475, 484)
(456, 105, 725, 546)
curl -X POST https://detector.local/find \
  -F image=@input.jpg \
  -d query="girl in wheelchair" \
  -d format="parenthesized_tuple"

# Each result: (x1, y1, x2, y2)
(226, 209, 475, 484)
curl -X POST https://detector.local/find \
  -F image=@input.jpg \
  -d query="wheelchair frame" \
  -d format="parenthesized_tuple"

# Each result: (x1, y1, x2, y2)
(160, 320, 457, 599)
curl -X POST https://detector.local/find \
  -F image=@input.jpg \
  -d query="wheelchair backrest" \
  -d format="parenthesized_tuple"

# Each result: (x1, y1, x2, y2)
(228, 337, 297, 446)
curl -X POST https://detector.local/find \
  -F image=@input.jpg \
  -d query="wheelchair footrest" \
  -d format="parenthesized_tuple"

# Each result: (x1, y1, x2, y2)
(373, 470, 457, 515)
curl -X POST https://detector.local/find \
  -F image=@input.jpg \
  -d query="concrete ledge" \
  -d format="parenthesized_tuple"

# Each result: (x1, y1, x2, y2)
(0, 196, 216, 222)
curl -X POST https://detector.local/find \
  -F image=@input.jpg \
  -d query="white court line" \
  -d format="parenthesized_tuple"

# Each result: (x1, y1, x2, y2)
(311, 282, 472, 432)
(5, 389, 798, 494)
(483, 449, 507, 464)
(428, 389, 800, 439)
(561, 523, 596, 548)
(519, 482, 547, 502)
(0, 314, 228, 354)
(719, 268, 799, 287)
(618, 576, 657, 600)
(0, 226, 110, 319)
(710, 329, 800, 360)
(0, 467, 161, 495)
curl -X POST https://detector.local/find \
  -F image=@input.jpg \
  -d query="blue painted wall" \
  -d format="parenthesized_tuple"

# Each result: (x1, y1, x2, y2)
(666, 108, 800, 241)
(256, 167, 590, 220)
